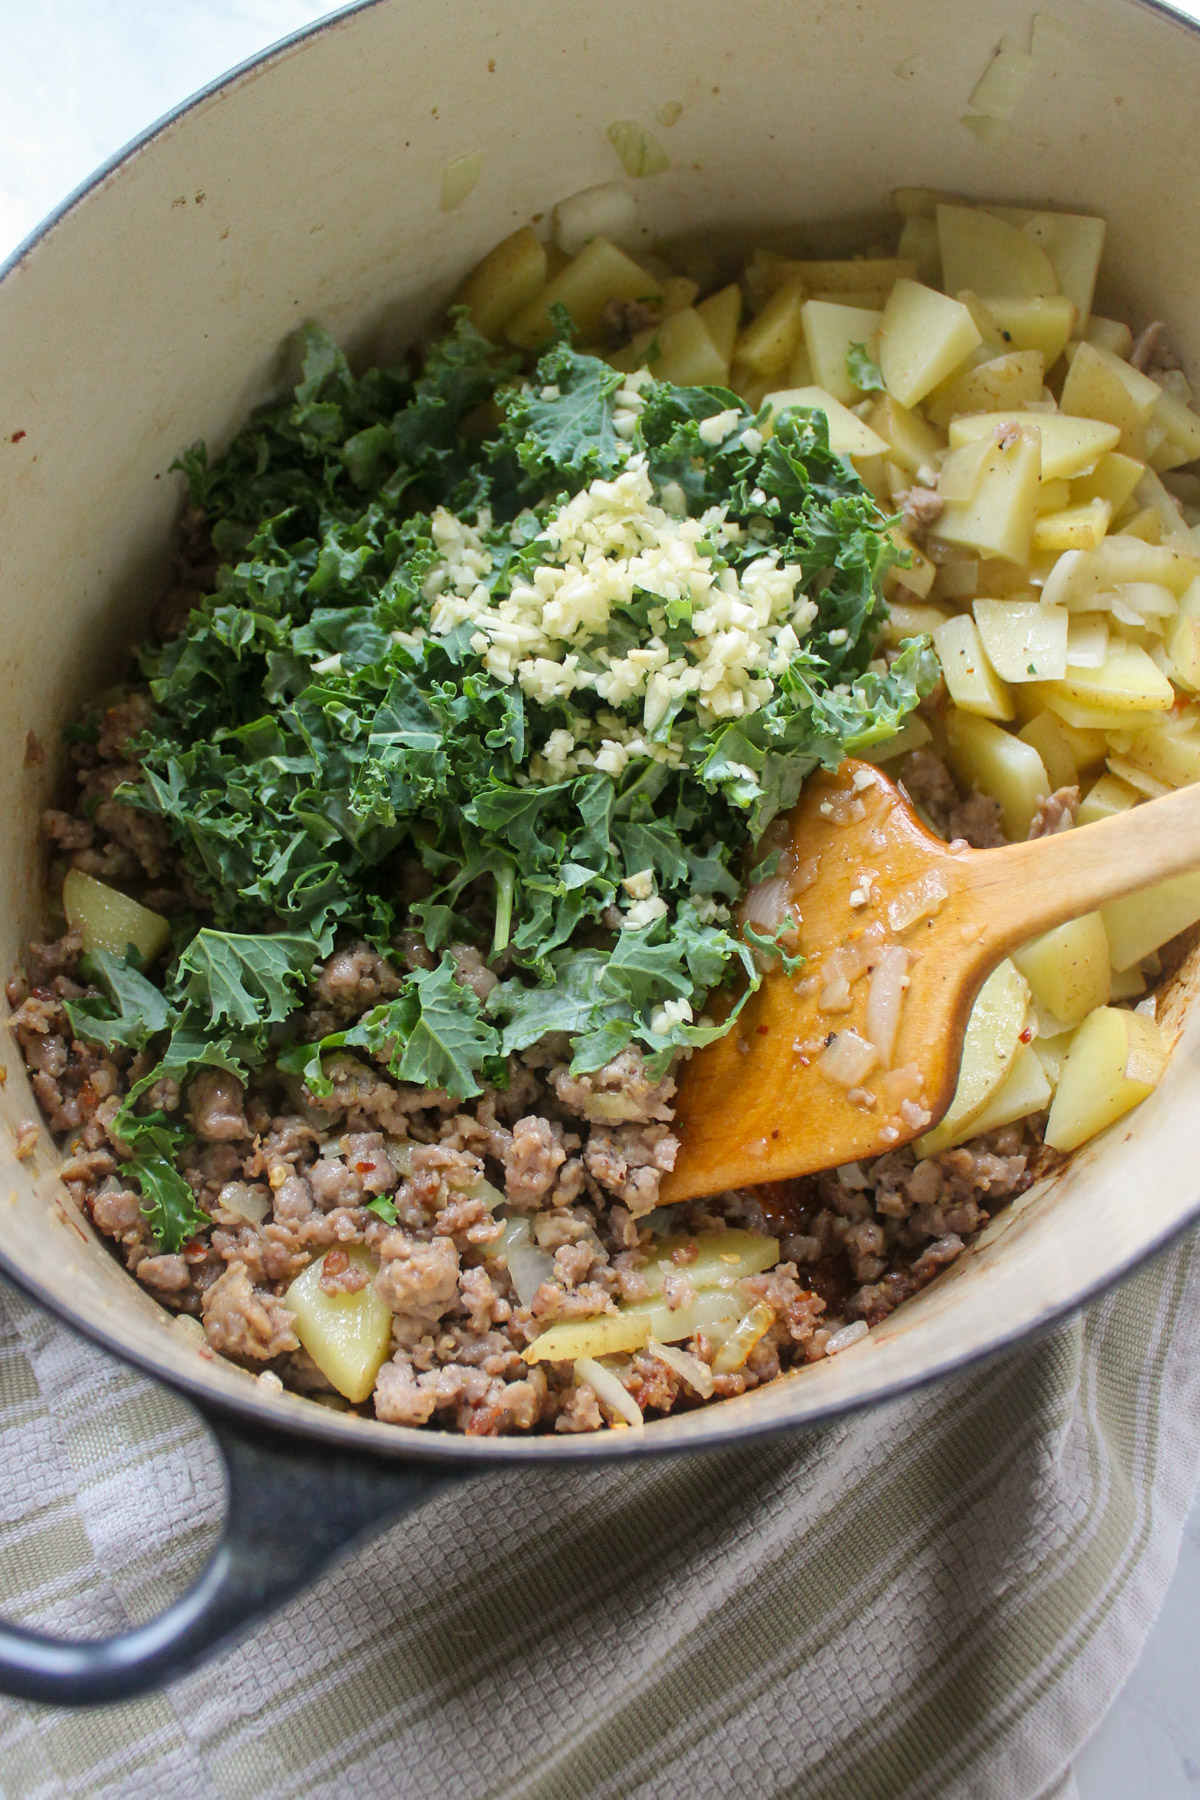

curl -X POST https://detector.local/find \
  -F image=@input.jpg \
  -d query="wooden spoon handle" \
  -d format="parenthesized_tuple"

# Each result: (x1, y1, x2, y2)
(966, 778, 1200, 956)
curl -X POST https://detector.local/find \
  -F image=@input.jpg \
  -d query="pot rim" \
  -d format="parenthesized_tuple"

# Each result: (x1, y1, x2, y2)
(3, 0, 1200, 1467)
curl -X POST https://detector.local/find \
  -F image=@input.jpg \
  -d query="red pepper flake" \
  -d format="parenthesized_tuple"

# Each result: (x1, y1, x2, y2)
(756, 1024, 770, 1036)
(9, 429, 25, 444)
(355, 1160, 374, 1174)
(1019, 1027, 1033, 1044)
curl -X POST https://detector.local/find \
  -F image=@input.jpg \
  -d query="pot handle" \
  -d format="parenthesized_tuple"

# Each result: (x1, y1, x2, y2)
(0, 1403, 464, 1707)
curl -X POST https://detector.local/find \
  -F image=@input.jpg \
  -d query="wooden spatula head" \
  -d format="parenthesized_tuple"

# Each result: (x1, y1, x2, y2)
(660, 759, 986, 1203)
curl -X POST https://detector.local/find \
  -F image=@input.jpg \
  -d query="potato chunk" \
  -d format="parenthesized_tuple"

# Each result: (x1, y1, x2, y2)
(695, 283, 742, 364)
(1044, 1006, 1168, 1151)
(948, 412, 1120, 482)
(1101, 869, 1200, 970)
(800, 300, 882, 403)
(925, 350, 1045, 428)
(458, 227, 547, 339)
(983, 295, 1076, 366)
(944, 711, 1050, 839)
(935, 1043, 1052, 1150)
(974, 599, 1068, 683)
(879, 279, 982, 408)
(934, 615, 1014, 719)
(1060, 341, 1160, 458)
(937, 206, 1058, 299)
(1012, 913, 1111, 1027)
(284, 1247, 394, 1405)
(62, 868, 171, 964)
(935, 425, 1041, 565)
(506, 238, 663, 348)
(916, 959, 1030, 1156)
(763, 387, 889, 457)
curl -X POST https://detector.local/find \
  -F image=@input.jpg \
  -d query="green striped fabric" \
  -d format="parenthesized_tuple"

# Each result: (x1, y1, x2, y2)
(1, 1237, 1198, 1800)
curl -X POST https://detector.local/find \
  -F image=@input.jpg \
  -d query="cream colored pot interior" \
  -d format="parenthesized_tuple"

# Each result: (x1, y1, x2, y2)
(2, 0, 1198, 1461)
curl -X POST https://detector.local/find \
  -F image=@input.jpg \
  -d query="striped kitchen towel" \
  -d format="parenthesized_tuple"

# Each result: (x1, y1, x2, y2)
(1, 1233, 1199, 1800)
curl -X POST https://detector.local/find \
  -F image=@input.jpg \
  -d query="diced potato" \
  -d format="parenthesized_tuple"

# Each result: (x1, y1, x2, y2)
(1041, 534, 1200, 608)
(925, 350, 1045, 428)
(1070, 452, 1146, 514)
(800, 300, 882, 404)
(944, 710, 1051, 837)
(787, 338, 815, 387)
(1032, 1031, 1073, 1089)
(864, 394, 945, 475)
(1114, 712, 1200, 789)
(1077, 770, 1139, 824)
(524, 1311, 653, 1364)
(1041, 643, 1175, 719)
(955, 290, 1009, 353)
(1064, 614, 1108, 668)
(763, 387, 889, 457)
(1084, 316, 1134, 358)
(1012, 912, 1111, 1026)
(934, 615, 1014, 719)
(1035, 479, 1072, 516)
(1017, 711, 1086, 788)
(1105, 753, 1171, 799)
(695, 283, 742, 364)
(637, 1230, 780, 1296)
(872, 714, 933, 760)
(984, 295, 1077, 366)
(660, 276, 701, 317)
(506, 237, 663, 347)
(897, 215, 941, 286)
(881, 599, 953, 645)
(1151, 387, 1200, 470)
(638, 308, 728, 386)
(618, 1287, 745, 1349)
(284, 1247, 393, 1404)
(1167, 612, 1200, 691)
(1060, 340, 1160, 457)
(459, 227, 548, 340)
(885, 528, 937, 600)
(916, 959, 1030, 1156)
(991, 209, 1106, 323)
(879, 279, 983, 409)
(735, 275, 808, 377)
(935, 425, 1041, 565)
(1044, 1005, 1168, 1151)
(974, 599, 1068, 683)
(62, 868, 171, 964)
(937, 206, 1058, 299)
(1108, 964, 1148, 1000)
(1032, 499, 1112, 554)
(1116, 506, 1164, 544)
(948, 412, 1120, 481)
(796, 257, 917, 294)
(1102, 868, 1200, 969)
(935, 1043, 1053, 1149)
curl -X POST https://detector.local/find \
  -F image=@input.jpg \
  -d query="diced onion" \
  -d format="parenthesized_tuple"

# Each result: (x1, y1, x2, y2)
(877, 1063, 925, 1108)
(711, 1302, 776, 1375)
(646, 1338, 716, 1398)
(575, 1356, 644, 1427)
(553, 182, 637, 256)
(966, 39, 1034, 121)
(887, 870, 950, 933)
(739, 874, 792, 935)
(826, 1320, 870, 1355)
(440, 151, 483, 212)
(606, 120, 670, 179)
(819, 1029, 879, 1088)
(865, 946, 911, 1069)
(216, 1181, 270, 1225)
(507, 1242, 556, 1308)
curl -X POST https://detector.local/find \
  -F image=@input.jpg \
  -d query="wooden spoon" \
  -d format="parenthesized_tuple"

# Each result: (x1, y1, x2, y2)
(661, 758, 1200, 1203)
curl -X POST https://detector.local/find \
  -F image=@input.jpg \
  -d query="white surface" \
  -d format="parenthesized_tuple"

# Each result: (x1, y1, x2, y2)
(1, 3, 1199, 1792)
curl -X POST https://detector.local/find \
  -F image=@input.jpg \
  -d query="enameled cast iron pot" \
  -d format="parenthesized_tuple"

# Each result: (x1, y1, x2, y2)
(3, 0, 1200, 1709)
